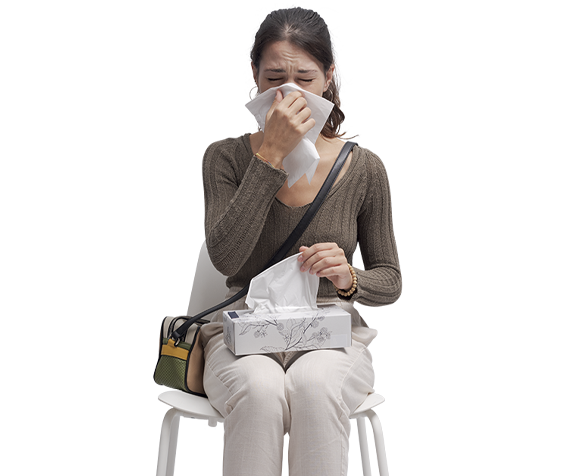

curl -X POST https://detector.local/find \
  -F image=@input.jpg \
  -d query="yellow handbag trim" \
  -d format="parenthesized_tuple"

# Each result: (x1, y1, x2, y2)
(161, 339, 189, 360)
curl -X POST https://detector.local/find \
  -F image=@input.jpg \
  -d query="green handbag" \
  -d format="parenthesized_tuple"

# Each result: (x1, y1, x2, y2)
(153, 316, 209, 396)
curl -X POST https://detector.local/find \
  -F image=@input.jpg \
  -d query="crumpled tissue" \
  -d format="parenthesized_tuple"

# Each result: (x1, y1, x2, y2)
(245, 253, 319, 313)
(245, 83, 334, 188)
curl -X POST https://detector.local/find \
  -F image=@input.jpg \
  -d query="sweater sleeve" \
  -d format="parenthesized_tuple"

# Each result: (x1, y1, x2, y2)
(202, 138, 288, 276)
(345, 149, 402, 306)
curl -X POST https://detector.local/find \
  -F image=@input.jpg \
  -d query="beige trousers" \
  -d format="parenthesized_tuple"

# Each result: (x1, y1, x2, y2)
(202, 305, 377, 476)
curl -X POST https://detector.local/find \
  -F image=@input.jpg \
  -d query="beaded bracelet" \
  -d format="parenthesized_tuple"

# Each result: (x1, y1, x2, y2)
(255, 152, 275, 169)
(334, 263, 358, 297)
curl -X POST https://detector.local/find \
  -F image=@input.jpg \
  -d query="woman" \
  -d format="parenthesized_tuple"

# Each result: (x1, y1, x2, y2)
(200, 7, 401, 476)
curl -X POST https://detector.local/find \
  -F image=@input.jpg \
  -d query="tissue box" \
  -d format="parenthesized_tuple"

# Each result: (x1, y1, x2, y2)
(222, 304, 352, 356)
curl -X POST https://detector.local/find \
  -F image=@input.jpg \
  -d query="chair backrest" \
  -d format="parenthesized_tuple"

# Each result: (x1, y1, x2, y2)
(186, 242, 229, 319)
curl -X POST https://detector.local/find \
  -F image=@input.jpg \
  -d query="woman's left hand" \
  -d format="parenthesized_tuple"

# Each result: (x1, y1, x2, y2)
(298, 243, 353, 291)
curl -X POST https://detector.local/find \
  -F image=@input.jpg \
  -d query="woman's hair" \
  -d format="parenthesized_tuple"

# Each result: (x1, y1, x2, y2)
(251, 7, 345, 139)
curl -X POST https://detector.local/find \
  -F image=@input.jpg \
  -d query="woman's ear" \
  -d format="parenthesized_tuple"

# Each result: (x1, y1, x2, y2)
(325, 63, 335, 85)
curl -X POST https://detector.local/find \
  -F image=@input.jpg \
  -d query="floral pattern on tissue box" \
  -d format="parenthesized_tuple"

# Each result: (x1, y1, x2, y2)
(222, 304, 351, 355)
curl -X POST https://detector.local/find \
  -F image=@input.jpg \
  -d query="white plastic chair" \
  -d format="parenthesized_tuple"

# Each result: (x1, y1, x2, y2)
(157, 242, 391, 476)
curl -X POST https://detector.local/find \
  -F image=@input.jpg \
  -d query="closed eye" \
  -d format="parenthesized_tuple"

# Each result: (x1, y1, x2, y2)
(267, 78, 313, 83)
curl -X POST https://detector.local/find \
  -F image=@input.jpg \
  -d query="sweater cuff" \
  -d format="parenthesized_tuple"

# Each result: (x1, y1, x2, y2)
(343, 267, 402, 305)
(251, 154, 288, 178)
(237, 154, 288, 205)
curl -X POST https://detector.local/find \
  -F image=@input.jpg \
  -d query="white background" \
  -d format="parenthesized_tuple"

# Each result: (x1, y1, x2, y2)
(0, 0, 574, 476)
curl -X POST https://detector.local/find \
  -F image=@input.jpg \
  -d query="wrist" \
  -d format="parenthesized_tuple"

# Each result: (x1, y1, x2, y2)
(256, 145, 284, 169)
(337, 274, 353, 291)
(334, 264, 358, 298)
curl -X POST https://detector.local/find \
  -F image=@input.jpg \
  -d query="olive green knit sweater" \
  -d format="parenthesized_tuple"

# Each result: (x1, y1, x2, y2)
(203, 133, 401, 307)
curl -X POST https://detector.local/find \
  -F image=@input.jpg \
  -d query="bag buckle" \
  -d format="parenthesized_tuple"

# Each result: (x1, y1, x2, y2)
(169, 331, 182, 347)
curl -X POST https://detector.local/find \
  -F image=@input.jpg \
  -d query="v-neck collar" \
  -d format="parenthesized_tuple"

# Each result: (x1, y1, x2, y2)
(240, 133, 360, 209)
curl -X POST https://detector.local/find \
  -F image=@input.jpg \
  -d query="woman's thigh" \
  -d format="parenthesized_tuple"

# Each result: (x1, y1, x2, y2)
(284, 339, 375, 414)
(203, 332, 288, 418)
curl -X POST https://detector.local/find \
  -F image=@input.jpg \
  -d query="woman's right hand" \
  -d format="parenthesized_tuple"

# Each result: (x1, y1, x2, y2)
(257, 90, 316, 168)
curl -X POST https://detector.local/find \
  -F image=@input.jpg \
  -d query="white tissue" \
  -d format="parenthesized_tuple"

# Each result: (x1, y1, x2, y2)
(245, 83, 334, 188)
(245, 253, 319, 313)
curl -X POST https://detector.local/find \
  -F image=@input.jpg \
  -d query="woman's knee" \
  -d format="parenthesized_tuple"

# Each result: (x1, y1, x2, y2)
(225, 355, 287, 414)
(285, 346, 375, 415)
(284, 353, 342, 411)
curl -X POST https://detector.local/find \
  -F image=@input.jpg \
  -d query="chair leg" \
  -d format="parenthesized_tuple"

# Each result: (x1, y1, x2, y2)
(365, 409, 390, 476)
(357, 416, 372, 476)
(157, 408, 182, 476)
(166, 410, 181, 476)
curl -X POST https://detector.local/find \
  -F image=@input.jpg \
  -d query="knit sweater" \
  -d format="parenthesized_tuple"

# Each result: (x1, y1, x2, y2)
(202, 133, 401, 308)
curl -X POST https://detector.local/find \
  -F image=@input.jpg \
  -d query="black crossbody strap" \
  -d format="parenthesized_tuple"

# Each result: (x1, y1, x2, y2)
(267, 140, 356, 268)
(171, 142, 357, 342)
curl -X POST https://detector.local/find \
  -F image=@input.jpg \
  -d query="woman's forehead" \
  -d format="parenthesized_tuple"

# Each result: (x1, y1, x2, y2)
(259, 41, 321, 70)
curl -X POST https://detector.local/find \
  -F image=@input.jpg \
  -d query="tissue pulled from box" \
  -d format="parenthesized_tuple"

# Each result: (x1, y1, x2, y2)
(245, 253, 319, 313)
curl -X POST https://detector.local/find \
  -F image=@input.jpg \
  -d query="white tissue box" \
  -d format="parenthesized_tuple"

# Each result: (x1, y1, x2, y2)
(222, 304, 352, 356)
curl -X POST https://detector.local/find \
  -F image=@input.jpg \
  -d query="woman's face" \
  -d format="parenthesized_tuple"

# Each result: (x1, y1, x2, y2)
(252, 40, 334, 97)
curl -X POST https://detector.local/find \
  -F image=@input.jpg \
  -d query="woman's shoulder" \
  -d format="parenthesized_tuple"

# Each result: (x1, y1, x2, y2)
(202, 134, 254, 181)
(351, 143, 390, 182)
(353, 143, 384, 165)
(345, 144, 393, 200)
(204, 133, 252, 159)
